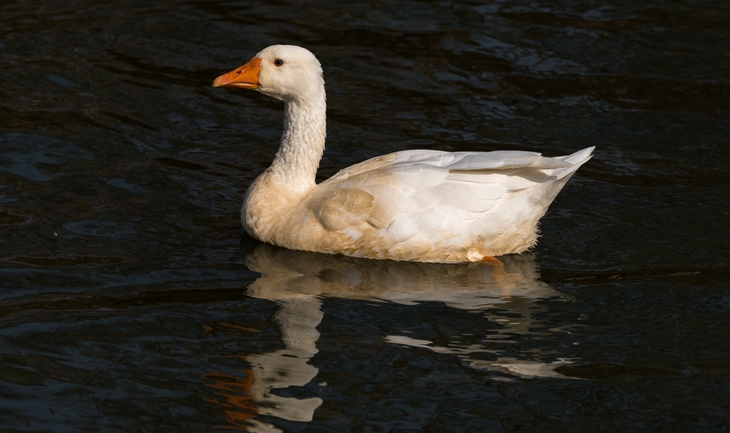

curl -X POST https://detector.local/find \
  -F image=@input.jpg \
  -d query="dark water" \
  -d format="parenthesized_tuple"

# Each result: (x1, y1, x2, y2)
(1, 0, 730, 431)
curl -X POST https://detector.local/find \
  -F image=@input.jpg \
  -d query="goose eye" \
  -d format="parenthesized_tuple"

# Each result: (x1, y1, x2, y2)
(274, 59, 284, 67)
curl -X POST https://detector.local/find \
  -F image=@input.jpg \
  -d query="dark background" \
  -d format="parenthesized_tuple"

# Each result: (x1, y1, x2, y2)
(1, 0, 729, 431)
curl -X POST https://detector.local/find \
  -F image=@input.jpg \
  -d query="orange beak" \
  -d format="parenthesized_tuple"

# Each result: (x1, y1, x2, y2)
(212, 57, 262, 89)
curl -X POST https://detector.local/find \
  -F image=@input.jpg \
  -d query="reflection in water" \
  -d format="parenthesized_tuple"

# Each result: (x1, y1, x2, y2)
(204, 296, 324, 432)
(207, 240, 578, 431)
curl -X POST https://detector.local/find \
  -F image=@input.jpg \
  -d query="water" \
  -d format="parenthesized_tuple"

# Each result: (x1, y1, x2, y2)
(1, 0, 729, 431)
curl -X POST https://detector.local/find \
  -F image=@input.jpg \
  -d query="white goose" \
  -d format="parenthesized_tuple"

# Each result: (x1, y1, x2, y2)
(213, 45, 593, 263)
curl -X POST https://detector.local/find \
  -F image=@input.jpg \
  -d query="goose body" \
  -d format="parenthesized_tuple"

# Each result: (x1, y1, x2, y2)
(214, 45, 593, 263)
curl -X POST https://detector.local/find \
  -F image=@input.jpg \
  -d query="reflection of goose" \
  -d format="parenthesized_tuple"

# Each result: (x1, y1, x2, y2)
(209, 240, 578, 430)
(213, 44, 593, 263)
(243, 296, 323, 426)
(245, 240, 553, 308)
(245, 240, 578, 376)
(204, 295, 324, 433)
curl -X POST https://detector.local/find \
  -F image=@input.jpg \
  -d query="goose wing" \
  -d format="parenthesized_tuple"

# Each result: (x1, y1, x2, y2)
(310, 148, 587, 243)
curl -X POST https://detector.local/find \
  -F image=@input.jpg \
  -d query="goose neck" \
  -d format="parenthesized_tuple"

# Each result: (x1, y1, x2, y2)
(268, 95, 327, 190)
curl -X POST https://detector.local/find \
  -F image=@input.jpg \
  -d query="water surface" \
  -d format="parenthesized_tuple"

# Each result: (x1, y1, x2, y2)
(1, 0, 730, 431)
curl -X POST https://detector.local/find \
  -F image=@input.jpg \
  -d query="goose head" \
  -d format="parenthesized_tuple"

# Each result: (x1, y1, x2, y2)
(213, 45, 324, 103)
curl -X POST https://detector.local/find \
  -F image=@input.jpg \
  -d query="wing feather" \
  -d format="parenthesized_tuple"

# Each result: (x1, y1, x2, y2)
(312, 149, 584, 242)
(312, 188, 374, 231)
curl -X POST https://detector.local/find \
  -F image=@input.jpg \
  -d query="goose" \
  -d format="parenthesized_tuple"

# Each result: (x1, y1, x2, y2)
(213, 45, 593, 263)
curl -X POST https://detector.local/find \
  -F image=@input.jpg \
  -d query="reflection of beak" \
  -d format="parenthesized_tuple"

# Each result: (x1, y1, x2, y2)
(212, 57, 262, 89)
(204, 357, 258, 427)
